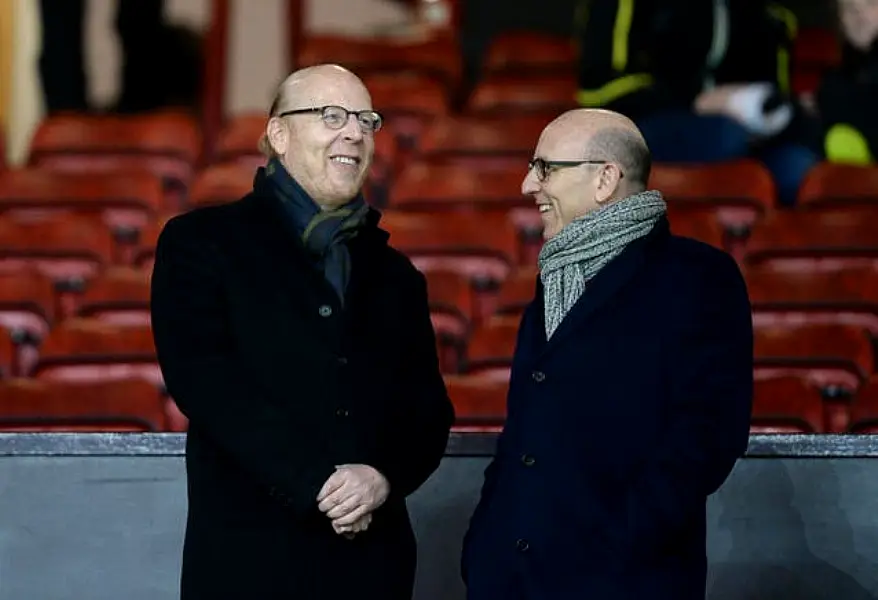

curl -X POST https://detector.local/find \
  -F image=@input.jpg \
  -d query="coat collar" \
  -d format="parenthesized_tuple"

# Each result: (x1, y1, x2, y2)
(531, 216, 670, 358)
(241, 174, 388, 310)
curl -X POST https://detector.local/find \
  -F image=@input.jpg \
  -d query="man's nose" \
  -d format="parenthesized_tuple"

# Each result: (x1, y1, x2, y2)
(522, 169, 540, 195)
(342, 114, 365, 142)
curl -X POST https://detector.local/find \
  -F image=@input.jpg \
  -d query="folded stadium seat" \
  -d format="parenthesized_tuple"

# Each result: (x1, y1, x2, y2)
(464, 315, 520, 380)
(744, 207, 878, 272)
(753, 322, 874, 432)
(792, 28, 841, 96)
(0, 378, 167, 432)
(381, 210, 520, 320)
(31, 318, 160, 385)
(648, 159, 776, 238)
(130, 212, 176, 271)
(481, 31, 576, 76)
(418, 114, 550, 170)
(746, 264, 878, 335)
(0, 211, 117, 281)
(188, 163, 254, 209)
(423, 270, 477, 372)
(0, 270, 58, 375)
(750, 376, 826, 433)
(297, 33, 462, 96)
(0, 269, 57, 342)
(214, 114, 398, 207)
(27, 111, 200, 210)
(847, 375, 878, 433)
(797, 162, 878, 209)
(388, 160, 541, 264)
(0, 167, 164, 231)
(495, 267, 539, 318)
(465, 74, 578, 117)
(665, 207, 727, 251)
(74, 267, 151, 326)
(359, 73, 449, 154)
(443, 374, 509, 432)
(0, 325, 15, 378)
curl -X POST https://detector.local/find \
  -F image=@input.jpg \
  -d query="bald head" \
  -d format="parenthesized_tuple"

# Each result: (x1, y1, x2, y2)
(268, 64, 369, 117)
(544, 109, 651, 191)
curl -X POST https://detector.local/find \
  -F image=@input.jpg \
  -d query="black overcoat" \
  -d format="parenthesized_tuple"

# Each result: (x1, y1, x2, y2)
(150, 176, 454, 600)
(462, 218, 753, 600)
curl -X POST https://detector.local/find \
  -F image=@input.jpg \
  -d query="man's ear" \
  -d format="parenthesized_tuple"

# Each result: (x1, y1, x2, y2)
(595, 164, 623, 205)
(266, 117, 289, 156)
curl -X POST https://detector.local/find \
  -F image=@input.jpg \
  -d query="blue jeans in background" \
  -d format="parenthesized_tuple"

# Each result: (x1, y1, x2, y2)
(636, 110, 819, 207)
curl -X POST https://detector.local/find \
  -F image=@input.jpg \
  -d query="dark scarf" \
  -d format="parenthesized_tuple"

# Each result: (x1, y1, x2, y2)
(261, 158, 370, 304)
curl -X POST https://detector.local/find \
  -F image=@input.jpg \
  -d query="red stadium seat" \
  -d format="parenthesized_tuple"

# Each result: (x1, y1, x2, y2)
(31, 318, 160, 386)
(745, 208, 878, 272)
(0, 212, 118, 281)
(0, 168, 163, 230)
(751, 376, 825, 433)
(746, 265, 878, 335)
(27, 111, 200, 209)
(0, 378, 167, 432)
(848, 376, 878, 433)
(466, 74, 577, 116)
(797, 162, 878, 209)
(444, 374, 508, 432)
(465, 315, 520, 380)
(75, 267, 151, 326)
(649, 159, 776, 231)
(482, 32, 576, 75)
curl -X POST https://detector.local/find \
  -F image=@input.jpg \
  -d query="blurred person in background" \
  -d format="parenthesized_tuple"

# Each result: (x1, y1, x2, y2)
(38, 0, 202, 115)
(575, 0, 817, 206)
(462, 108, 752, 600)
(806, 0, 878, 164)
(151, 64, 453, 599)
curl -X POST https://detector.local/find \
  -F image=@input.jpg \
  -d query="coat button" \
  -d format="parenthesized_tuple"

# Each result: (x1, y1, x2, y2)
(516, 539, 530, 552)
(521, 454, 535, 467)
(318, 305, 333, 317)
(336, 408, 350, 418)
(531, 370, 546, 382)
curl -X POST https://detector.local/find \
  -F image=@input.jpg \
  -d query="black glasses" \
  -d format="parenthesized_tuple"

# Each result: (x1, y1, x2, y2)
(528, 157, 621, 182)
(277, 105, 383, 133)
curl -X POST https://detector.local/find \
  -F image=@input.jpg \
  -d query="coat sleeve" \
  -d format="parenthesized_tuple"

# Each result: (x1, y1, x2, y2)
(370, 270, 454, 499)
(150, 216, 337, 517)
(625, 250, 753, 555)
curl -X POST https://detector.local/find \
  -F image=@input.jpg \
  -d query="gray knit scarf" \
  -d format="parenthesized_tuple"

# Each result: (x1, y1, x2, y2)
(538, 190, 667, 339)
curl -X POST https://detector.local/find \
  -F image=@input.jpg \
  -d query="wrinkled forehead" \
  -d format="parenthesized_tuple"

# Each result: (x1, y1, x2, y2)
(280, 74, 373, 113)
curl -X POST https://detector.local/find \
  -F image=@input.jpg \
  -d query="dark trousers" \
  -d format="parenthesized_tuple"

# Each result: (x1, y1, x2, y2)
(38, 0, 166, 113)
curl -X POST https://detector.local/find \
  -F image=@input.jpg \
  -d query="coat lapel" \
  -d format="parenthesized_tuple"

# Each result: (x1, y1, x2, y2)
(240, 188, 332, 313)
(537, 217, 670, 359)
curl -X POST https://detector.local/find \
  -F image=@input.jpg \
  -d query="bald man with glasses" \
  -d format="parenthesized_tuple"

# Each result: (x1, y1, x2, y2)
(151, 64, 453, 600)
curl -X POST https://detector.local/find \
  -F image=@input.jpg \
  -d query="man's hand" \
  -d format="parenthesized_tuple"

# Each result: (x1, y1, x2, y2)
(332, 513, 373, 539)
(316, 464, 390, 528)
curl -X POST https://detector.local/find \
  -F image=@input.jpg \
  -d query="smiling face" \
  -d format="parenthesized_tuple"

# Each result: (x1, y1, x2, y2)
(265, 66, 375, 208)
(522, 116, 625, 240)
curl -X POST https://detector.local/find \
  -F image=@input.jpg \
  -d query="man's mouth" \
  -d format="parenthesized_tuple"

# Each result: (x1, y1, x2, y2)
(538, 204, 552, 214)
(330, 155, 360, 166)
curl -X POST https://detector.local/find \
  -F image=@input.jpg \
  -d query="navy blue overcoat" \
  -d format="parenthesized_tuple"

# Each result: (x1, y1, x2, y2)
(462, 216, 753, 600)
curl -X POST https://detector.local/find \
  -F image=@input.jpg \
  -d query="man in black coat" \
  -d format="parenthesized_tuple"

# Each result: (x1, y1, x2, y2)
(150, 64, 454, 600)
(461, 109, 753, 600)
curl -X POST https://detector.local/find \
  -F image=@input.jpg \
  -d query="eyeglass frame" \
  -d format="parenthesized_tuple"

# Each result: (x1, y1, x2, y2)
(528, 157, 624, 182)
(275, 105, 384, 134)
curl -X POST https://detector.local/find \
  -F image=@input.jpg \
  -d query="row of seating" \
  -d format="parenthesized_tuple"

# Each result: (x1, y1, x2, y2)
(0, 372, 875, 435)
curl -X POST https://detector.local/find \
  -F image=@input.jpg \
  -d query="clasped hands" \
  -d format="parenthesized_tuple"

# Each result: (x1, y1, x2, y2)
(316, 464, 389, 539)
